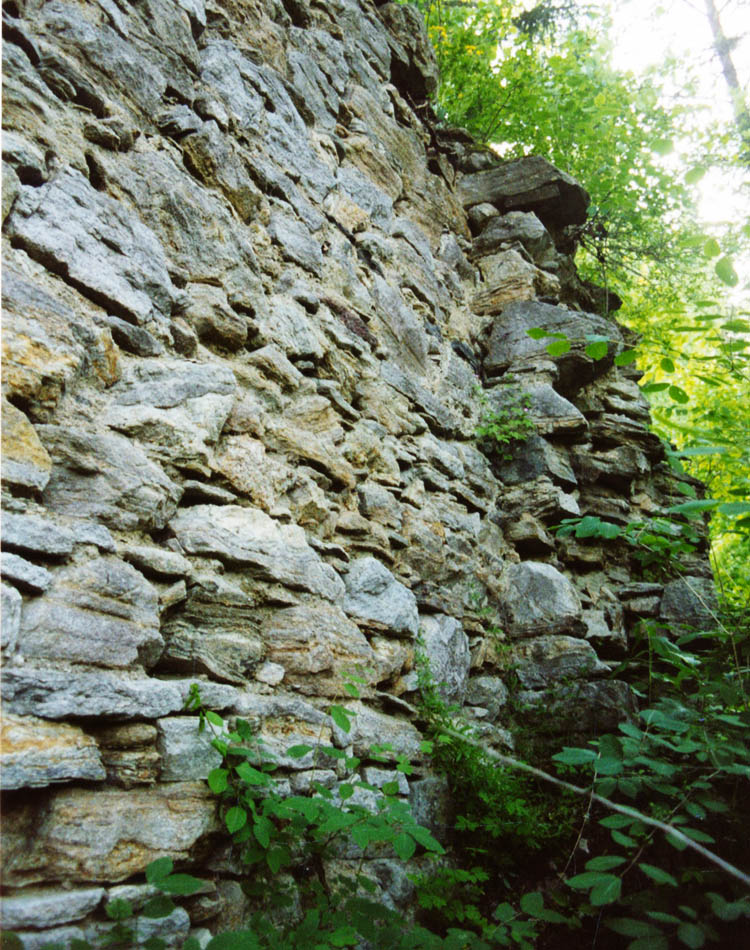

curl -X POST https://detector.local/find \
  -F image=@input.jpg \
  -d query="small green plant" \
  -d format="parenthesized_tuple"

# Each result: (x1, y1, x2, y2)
(474, 382, 535, 462)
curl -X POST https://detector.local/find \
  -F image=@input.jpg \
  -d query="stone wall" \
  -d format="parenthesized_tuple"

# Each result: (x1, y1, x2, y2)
(1, 0, 712, 940)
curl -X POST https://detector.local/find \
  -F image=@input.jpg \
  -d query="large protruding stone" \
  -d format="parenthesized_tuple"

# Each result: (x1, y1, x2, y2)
(170, 505, 345, 601)
(500, 561, 584, 638)
(0, 715, 106, 790)
(419, 614, 470, 703)
(459, 156, 590, 230)
(19, 557, 162, 668)
(343, 557, 419, 637)
(7, 169, 177, 327)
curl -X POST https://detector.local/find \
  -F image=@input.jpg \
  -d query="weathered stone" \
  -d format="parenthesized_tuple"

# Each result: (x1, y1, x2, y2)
(660, 576, 718, 631)
(157, 717, 224, 781)
(504, 512, 555, 556)
(517, 680, 636, 734)
(500, 561, 584, 638)
(170, 505, 344, 601)
(161, 574, 263, 684)
(1, 399, 52, 493)
(183, 282, 249, 352)
(183, 121, 263, 223)
(484, 300, 621, 392)
(419, 614, 470, 704)
(331, 702, 422, 761)
(2, 583, 22, 655)
(106, 360, 236, 476)
(8, 169, 176, 327)
(377, 2, 438, 101)
(459, 155, 590, 230)
(1, 551, 52, 593)
(408, 776, 452, 839)
(343, 557, 419, 637)
(0, 714, 105, 790)
(525, 383, 588, 439)
(104, 315, 164, 357)
(231, 690, 333, 770)
(464, 676, 509, 721)
(1, 668, 185, 720)
(19, 556, 162, 668)
(260, 602, 377, 696)
(582, 606, 628, 657)
(589, 414, 665, 460)
(473, 249, 559, 314)
(472, 211, 555, 265)
(570, 444, 650, 490)
(119, 545, 192, 580)
(2, 783, 217, 886)
(39, 426, 182, 531)
(268, 210, 323, 274)
(0, 887, 105, 930)
(1, 266, 118, 419)
(1, 511, 74, 558)
(157, 105, 205, 138)
(508, 636, 608, 689)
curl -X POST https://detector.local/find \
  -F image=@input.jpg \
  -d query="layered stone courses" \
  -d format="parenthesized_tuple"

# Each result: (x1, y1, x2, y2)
(1, 0, 713, 940)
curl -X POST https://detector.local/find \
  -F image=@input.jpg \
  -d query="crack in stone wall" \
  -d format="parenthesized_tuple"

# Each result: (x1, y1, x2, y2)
(0, 0, 714, 939)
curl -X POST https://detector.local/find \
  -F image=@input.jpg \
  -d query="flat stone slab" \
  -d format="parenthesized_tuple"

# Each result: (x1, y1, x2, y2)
(0, 887, 105, 930)
(1, 399, 52, 493)
(459, 155, 590, 230)
(2, 668, 185, 720)
(2, 783, 217, 886)
(157, 717, 224, 782)
(170, 505, 344, 601)
(19, 556, 162, 668)
(0, 714, 106, 790)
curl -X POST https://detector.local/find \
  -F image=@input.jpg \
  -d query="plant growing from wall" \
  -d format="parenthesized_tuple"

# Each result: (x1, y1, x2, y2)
(474, 382, 535, 462)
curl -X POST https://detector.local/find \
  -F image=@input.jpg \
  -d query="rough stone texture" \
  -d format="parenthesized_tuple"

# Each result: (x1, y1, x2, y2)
(19, 556, 162, 668)
(660, 576, 718, 630)
(0, 0, 715, 932)
(500, 561, 584, 638)
(0, 887, 105, 930)
(343, 557, 419, 637)
(157, 717, 224, 782)
(1, 399, 52, 493)
(0, 715, 106, 790)
(419, 614, 470, 703)
(459, 156, 590, 229)
(170, 506, 344, 601)
(3, 783, 217, 886)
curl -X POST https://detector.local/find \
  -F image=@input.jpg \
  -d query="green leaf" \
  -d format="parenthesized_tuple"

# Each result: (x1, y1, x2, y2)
(615, 349, 638, 366)
(225, 806, 247, 834)
(105, 898, 133, 921)
(553, 747, 598, 765)
(330, 705, 353, 733)
(667, 499, 719, 516)
(629, 939, 669, 950)
(642, 382, 670, 393)
(547, 339, 571, 357)
(715, 256, 739, 286)
(566, 870, 615, 890)
(145, 857, 173, 883)
(142, 895, 176, 919)
(393, 832, 416, 861)
(410, 824, 445, 854)
(611, 830, 637, 847)
(382, 781, 400, 795)
(718, 501, 750, 515)
(660, 357, 675, 373)
(652, 138, 672, 155)
(206, 933, 261, 950)
(702, 237, 721, 258)
(205, 710, 224, 727)
(526, 327, 549, 339)
(286, 744, 313, 759)
(585, 855, 626, 871)
(519, 892, 544, 916)
(235, 762, 270, 786)
(606, 918, 662, 938)
(207, 768, 229, 794)
(638, 862, 678, 886)
(589, 875, 622, 905)
(668, 385, 690, 404)
(685, 165, 707, 185)
(343, 682, 360, 698)
(585, 340, 609, 360)
(254, 816, 274, 849)
(677, 922, 706, 949)
(330, 927, 359, 947)
(157, 873, 205, 896)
